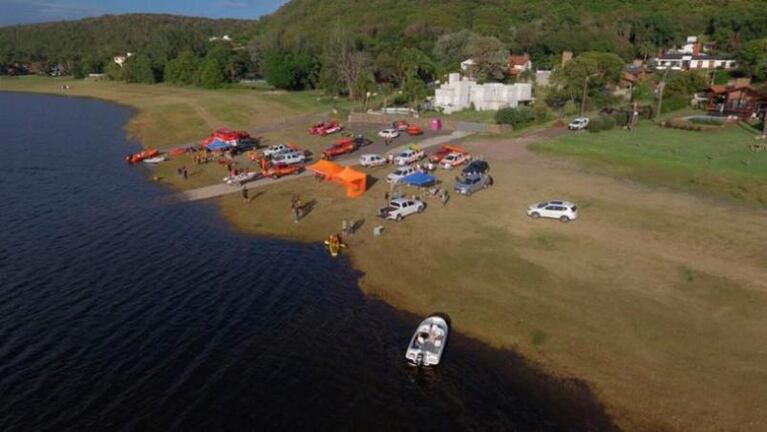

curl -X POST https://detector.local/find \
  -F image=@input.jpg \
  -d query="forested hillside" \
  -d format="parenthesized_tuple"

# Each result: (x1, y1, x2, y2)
(254, 0, 767, 61)
(0, 14, 253, 65)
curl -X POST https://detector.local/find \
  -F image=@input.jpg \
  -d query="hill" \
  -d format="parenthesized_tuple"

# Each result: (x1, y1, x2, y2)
(0, 14, 255, 65)
(254, 0, 767, 60)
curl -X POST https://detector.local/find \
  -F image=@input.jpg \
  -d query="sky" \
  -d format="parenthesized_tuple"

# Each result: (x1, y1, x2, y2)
(0, 0, 289, 26)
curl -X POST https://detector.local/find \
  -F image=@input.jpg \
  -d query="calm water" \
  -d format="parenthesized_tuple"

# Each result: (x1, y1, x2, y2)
(0, 92, 617, 431)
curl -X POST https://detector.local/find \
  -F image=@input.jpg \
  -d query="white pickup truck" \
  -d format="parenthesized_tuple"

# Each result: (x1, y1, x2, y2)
(394, 149, 425, 166)
(377, 198, 425, 221)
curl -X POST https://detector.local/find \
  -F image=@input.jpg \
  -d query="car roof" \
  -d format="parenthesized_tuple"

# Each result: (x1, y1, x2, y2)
(390, 198, 413, 204)
(542, 200, 574, 206)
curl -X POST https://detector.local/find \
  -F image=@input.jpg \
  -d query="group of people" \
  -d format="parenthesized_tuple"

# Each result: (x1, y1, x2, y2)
(192, 150, 209, 165)
(176, 166, 189, 179)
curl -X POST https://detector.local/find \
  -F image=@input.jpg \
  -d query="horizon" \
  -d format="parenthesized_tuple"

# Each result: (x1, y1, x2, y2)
(0, 0, 289, 27)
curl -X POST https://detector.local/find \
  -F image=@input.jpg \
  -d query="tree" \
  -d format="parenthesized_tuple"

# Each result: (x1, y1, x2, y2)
(552, 51, 624, 107)
(322, 22, 372, 99)
(105, 61, 124, 81)
(465, 36, 509, 82)
(124, 54, 155, 84)
(164, 51, 199, 85)
(736, 39, 767, 81)
(402, 72, 427, 109)
(262, 51, 318, 90)
(198, 57, 226, 89)
(433, 30, 480, 67)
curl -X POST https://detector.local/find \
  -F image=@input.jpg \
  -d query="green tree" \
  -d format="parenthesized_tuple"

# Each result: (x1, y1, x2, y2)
(104, 61, 125, 81)
(124, 54, 155, 84)
(736, 39, 767, 81)
(464, 36, 509, 82)
(165, 51, 200, 85)
(198, 57, 226, 89)
(433, 30, 479, 68)
(402, 72, 427, 109)
(552, 51, 624, 105)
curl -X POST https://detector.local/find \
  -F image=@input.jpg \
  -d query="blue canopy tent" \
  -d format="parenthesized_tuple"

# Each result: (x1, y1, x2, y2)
(205, 138, 230, 151)
(400, 172, 436, 187)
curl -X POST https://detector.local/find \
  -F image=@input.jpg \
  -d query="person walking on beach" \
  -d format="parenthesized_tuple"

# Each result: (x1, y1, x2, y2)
(341, 219, 349, 236)
(182, 166, 188, 180)
(440, 189, 449, 207)
(291, 196, 302, 223)
(242, 185, 249, 202)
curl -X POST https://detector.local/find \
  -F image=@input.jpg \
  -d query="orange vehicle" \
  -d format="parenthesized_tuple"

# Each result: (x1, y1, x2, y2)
(406, 125, 424, 136)
(394, 120, 409, 131)
(258, 157, 304, 179)
(321, 139, 358, 160)
(126, 148, 159, 164)
(429, 144, 466, 163)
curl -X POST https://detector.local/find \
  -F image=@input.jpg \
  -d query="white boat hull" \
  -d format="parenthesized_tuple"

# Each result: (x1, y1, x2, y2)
(405, 316, 448, 367)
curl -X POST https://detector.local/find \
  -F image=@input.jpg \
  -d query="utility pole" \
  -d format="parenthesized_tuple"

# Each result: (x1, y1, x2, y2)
(580, 75, 590, 116)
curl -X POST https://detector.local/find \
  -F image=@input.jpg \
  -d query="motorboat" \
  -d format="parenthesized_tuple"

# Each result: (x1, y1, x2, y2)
(143, 154, 167, 164)
(405, 316, 448, 366)
(223, 171, 258, 185)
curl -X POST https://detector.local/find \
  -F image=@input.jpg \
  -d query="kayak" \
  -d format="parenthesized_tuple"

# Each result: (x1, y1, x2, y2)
(323, 240, 347, 258)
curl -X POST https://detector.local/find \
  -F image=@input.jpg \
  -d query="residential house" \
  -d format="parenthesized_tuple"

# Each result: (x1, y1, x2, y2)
(459, 59, 475, 73)
(434, 73, 532, 114)
(507, 54, 532, 77)
(620, 64, 648, 88)
(654, 36, 736, 71)
(703, 84, 767, 119)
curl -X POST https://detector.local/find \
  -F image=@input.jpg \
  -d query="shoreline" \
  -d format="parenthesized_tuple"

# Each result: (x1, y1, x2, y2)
(5, 82, 767, 431)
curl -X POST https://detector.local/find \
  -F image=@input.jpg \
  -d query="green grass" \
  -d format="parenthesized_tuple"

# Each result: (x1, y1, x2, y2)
(531, 122, 767, 204)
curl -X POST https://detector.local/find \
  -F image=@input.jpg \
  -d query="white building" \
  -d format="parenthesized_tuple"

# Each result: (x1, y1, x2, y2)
(209, 35, 232, 42)
(654, 54, 736, 71)
(460, 59, 475, 73)
(434, 73, 533, 114)
(113, 52, 133, 67)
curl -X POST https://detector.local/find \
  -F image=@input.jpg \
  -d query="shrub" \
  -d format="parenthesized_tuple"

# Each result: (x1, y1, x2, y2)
(689, 117, 724, 126)
(495, 106, 535, 128)
(661, 95, 689, 113)
(588, 116, 616, 133)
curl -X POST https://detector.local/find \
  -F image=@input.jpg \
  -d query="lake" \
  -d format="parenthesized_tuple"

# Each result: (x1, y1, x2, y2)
(0, 92, 616, 431)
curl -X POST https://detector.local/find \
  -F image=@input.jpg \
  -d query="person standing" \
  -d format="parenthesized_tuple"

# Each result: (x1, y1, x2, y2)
(182, 166, 188, 180)
(242, 185, 249, 202)
(441, 189, 449, 207)
(341, 219, 349, 236)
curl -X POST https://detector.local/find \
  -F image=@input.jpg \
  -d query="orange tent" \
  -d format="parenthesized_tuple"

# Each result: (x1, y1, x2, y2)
(307, 160, 344, 178)
(334, 167, 367, 198)
(306, 160, 367, 198)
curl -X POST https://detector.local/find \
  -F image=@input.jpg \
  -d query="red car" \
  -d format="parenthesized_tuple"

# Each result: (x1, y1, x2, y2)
(321, 139, 358, 160)
(393, 120, 409, 131)
(406, 125, 423, 136)
(309, 120, 343, 136)
(428, 145, 453, 163)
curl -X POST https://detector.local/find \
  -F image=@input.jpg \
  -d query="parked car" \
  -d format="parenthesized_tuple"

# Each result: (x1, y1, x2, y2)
(429, 146, 453, 163)
(271, 150, 306, 166)
(378, 128, 400, 139)
(440, 152, 471, 169)
(263, 143, 291, 157)
(309, 120, 342, 136)
(568, 117, 589, 130)
(394, 148, 425, 166)
(527, 200, 578, 222)
(321, 140, 358, 160)
(461, 160, 490, 176)
(377, 198, 425, 221)
(454, 173, 492, 195)
(386, 165, 417, 183)
(352, 135, 373, 147)
(394, 120, 409, 131)
(360, 154, 387, 167)
(406, 125, 423, 135)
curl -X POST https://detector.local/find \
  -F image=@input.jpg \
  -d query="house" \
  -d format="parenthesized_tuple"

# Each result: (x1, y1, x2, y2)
(703, 84, 767, 119)
(507, 54, 532, 77)
(49, 64, 66, 77)
(434, 73, 533, 114)
(113, 52, 133, 67)
(460, 59, 475, 73)
(654, 36, 736, 71)
(535, 70, 552, 87)
(654, 53, 736, 71)
(209, 35, 232, 42)
(620, 64, 647, 88)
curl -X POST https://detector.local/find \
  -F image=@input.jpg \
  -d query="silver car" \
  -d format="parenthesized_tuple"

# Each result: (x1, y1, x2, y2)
(454, 174, 492, 196)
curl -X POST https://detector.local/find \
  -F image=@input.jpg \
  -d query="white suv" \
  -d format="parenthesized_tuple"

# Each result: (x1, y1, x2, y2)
(263, 143, 290, 157)
(386, 166, 417, 183)
(378, 128, 400, 139)
(271, 150, 305, 165)
(360, 154, 387, 167)
(568, 118, 589, 130)
(378, 198, 425, 221)
(527, 200, 578, 222)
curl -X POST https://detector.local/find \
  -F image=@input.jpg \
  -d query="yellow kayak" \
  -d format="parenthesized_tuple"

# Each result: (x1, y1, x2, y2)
(323, 240, 347, 258)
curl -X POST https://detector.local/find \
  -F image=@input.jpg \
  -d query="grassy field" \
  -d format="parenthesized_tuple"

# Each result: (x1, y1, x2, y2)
(531, 122, 767, 204)
(0, 76, 352, 148)
(4, 77, 767, 431)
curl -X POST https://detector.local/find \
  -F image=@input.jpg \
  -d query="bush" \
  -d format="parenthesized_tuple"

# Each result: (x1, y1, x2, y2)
(661, 95, 690, 113)
(495, 106, 535, 128)
(588, 116, 616, 133)
(689, 117, 724, 126)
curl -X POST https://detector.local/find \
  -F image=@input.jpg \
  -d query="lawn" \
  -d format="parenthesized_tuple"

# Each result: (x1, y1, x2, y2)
(0, 76, 350, 148)
(531, 122, 767, 204)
